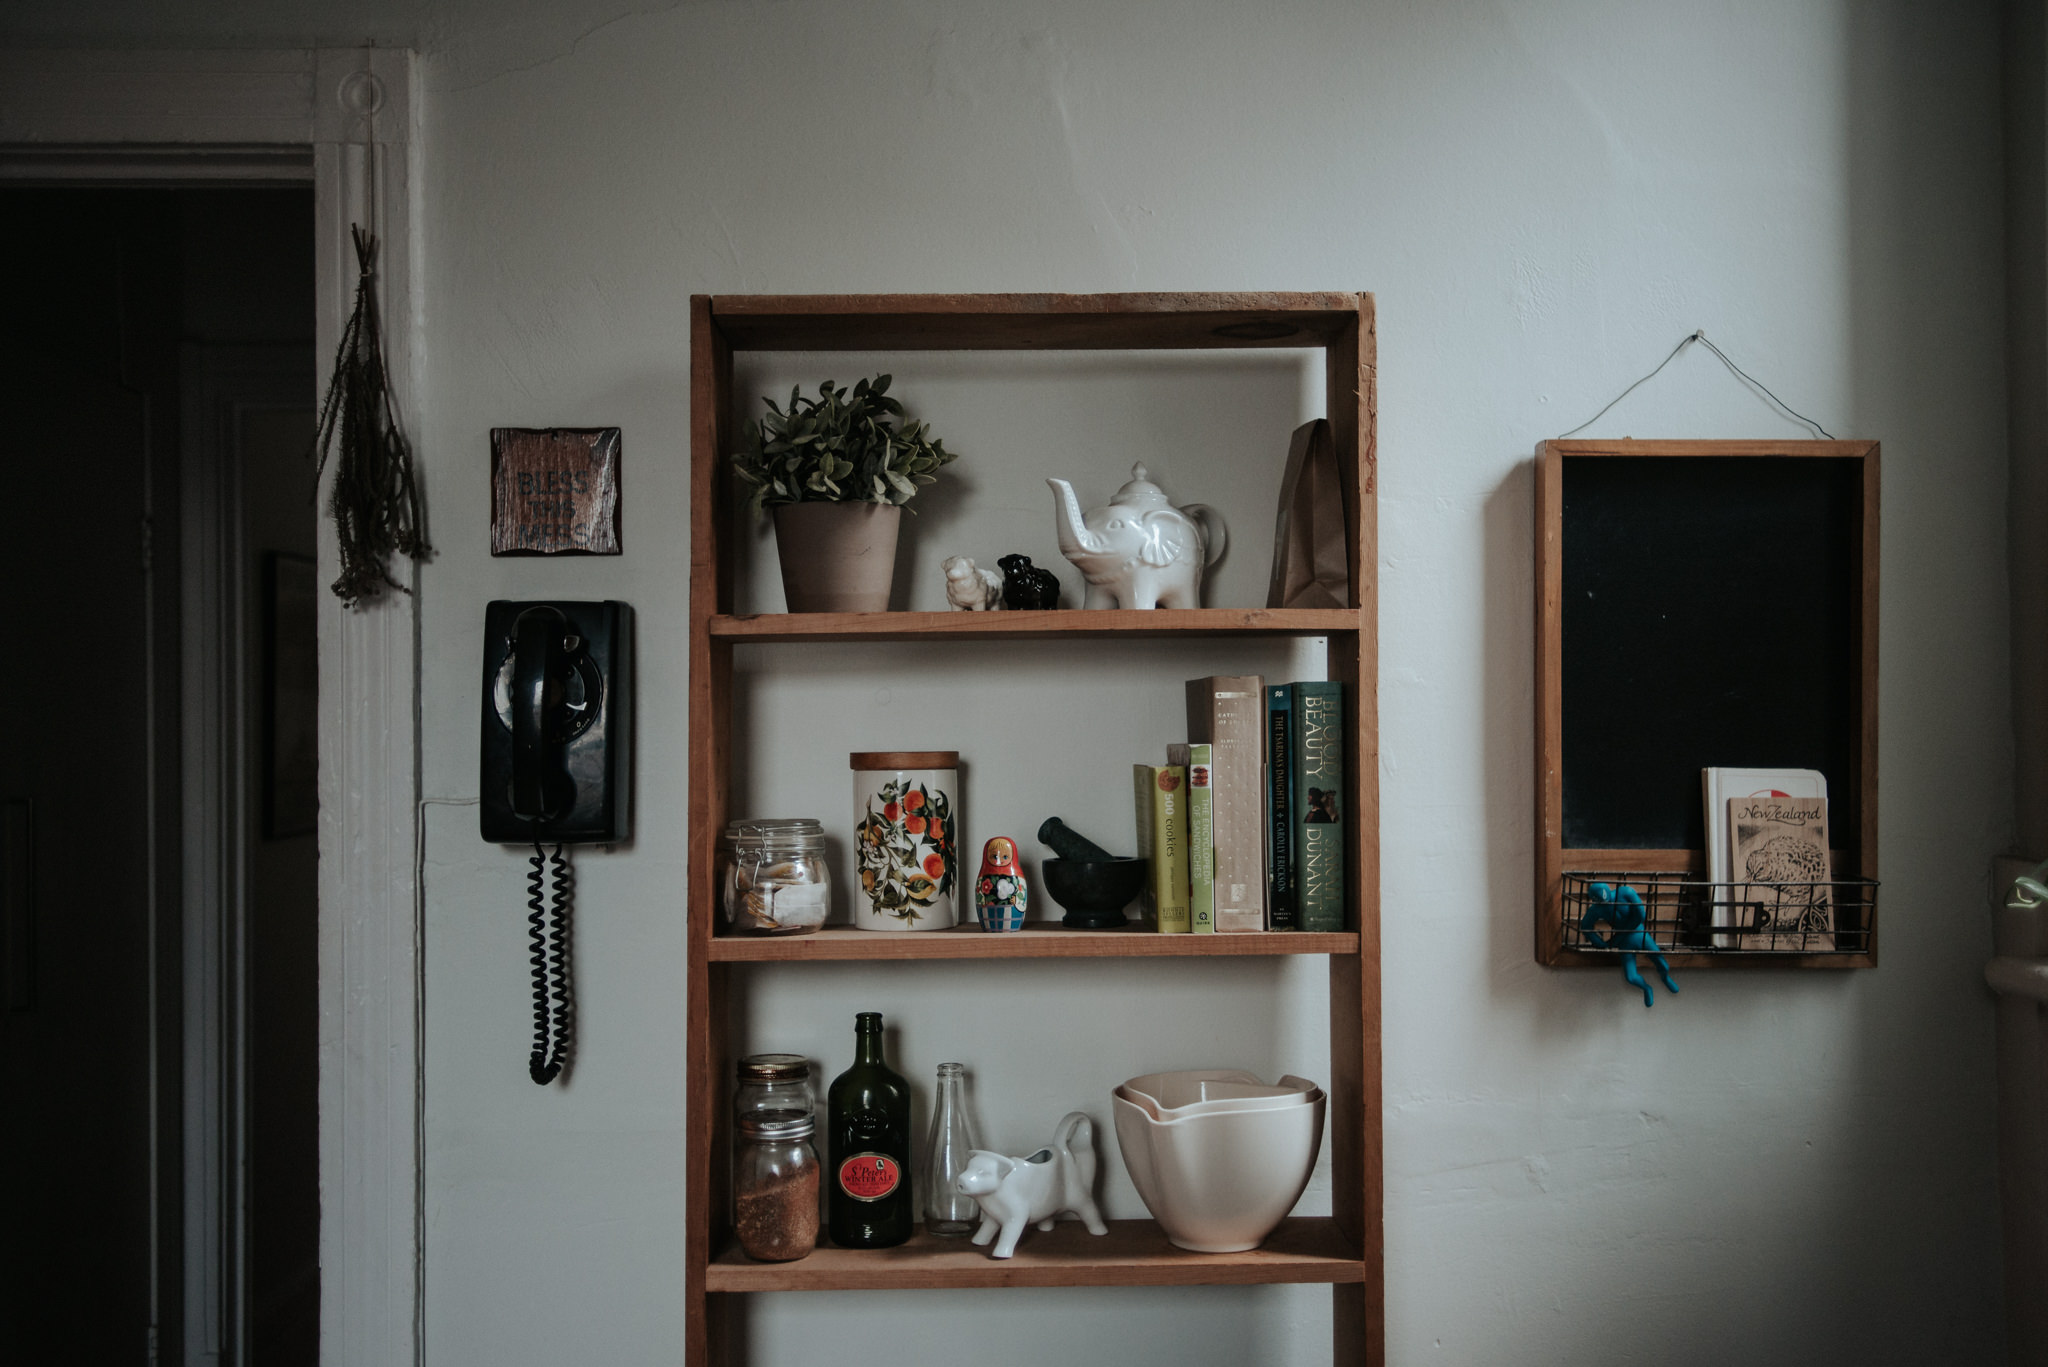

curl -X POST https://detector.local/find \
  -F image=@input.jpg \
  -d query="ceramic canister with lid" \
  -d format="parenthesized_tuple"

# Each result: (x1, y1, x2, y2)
(849, 750, 959, 931)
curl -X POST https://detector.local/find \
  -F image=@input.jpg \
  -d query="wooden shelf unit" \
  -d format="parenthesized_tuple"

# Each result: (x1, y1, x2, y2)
(1533, 439, 1880, 969)
(687, 292, 1381, 1365)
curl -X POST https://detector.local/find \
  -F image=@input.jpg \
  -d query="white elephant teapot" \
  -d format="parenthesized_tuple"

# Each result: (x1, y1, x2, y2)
(1047, 464, 1227, 610)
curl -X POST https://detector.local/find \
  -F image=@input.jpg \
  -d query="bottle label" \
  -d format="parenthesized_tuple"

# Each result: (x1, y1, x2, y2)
(837, 1152, 902, 1202)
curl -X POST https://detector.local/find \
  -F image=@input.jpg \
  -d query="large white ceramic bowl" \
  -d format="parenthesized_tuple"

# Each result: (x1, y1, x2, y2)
(1114, 1082, 1319, 1122)
(1121, 1070, 1319, 1118)
(1112, 1084, 1325, 1253)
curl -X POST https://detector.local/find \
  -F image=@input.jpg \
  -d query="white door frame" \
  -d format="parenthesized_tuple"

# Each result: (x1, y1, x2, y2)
(0, 48, 424, 1367)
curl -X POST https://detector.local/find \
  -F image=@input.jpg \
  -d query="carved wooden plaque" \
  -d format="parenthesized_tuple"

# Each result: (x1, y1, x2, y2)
(490, 427, 622, 555)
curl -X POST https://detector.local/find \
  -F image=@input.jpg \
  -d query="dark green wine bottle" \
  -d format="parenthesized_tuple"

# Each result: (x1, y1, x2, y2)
(827, 1011, 913, 1248)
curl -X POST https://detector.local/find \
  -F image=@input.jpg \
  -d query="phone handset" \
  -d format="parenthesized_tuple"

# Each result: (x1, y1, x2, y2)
(480, 600, 631, 1087)
(509, 605, 577, 824)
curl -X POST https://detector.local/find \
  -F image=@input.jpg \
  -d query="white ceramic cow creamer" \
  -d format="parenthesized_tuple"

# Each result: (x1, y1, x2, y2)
(953, 1111, 1109, 1258)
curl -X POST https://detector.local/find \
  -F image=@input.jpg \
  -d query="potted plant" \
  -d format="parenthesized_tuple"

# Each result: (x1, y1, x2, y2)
(734, 374, 958, 612)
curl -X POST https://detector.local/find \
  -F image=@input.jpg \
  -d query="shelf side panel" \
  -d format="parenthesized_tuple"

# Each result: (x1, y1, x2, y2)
(1325, 297, 1384, 1366)
(1536, 443, 1566, 963)
(687, 297, 738, 1367)
(1854, 447, 1880, 946)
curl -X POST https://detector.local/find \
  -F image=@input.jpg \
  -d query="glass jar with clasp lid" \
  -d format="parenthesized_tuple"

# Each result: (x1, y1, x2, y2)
(722, 818, 831, 935)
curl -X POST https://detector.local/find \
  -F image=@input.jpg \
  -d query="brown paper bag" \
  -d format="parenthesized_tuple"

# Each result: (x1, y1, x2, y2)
(1265, 419, 1350, 609)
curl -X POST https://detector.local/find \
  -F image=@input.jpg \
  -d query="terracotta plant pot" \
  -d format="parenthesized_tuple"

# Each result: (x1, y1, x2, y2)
(771, 502, 902, 613)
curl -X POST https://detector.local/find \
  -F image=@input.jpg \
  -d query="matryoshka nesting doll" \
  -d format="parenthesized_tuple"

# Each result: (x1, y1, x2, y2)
(974, 837, 1029, 932)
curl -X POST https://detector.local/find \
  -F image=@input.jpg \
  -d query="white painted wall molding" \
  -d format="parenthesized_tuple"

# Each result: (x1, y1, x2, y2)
(0, 47, 424, 1367)
(310, 47, 425, 1367)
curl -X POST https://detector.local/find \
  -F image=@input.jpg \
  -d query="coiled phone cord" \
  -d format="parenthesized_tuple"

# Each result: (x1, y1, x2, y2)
(527, 841, 573, 1084)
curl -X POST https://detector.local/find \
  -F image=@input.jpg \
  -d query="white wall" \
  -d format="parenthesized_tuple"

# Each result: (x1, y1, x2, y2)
(7, 0, 2013, 1361)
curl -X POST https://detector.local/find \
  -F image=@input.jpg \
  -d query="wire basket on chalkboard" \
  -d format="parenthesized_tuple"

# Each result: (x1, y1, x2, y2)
(1559, 870, 1878, 957)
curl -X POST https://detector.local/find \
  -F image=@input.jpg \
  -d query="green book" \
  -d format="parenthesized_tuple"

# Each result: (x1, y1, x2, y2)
(1171, 744, 1215, 933)
(1289, 683, 1345, 933)
(1135, 764, 1191, 933)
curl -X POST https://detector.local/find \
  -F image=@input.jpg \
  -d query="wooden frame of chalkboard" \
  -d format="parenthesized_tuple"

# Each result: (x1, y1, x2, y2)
(1536, 438, 1880, 969)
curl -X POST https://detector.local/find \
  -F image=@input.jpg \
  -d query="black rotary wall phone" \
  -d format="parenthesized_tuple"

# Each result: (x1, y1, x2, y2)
(480, 600, 632, 1084)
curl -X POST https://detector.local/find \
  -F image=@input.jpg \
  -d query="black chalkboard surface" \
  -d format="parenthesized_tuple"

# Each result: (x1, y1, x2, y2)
(1560, 456, 1861, 851)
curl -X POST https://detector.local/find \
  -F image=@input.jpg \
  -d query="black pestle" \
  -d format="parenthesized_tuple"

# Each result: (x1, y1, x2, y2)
(1038, 817, 1118, 862)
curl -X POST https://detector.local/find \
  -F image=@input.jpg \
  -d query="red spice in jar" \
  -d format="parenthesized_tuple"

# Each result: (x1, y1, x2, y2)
(735, 1160, 819, 1262)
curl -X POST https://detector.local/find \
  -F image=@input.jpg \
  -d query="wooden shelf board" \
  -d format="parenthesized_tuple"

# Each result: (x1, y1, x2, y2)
(710, 923, 1359, 961)
(710, 291, 1362, 351)
(711, 607, 1360, 643)
(707, 1217, 1363, 1292)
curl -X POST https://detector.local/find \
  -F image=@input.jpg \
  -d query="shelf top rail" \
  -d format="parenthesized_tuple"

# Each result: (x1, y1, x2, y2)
(708, 291, 1370, 352)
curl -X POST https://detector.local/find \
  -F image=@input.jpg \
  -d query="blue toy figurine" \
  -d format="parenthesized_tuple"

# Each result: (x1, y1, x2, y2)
(1580, 882, 1679, 1008)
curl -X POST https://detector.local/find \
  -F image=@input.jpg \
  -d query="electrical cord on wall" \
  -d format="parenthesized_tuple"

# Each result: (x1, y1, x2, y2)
(526, 841, 573, 1085)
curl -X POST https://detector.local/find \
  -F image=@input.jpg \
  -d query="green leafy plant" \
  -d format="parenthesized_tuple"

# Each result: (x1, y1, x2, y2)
(733, 374, 958, 516)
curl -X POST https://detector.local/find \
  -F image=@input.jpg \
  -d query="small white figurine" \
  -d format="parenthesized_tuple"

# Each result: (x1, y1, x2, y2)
(942, 555, 1005, 611)
(954, 1111, 1109, 1258)
(1047, 465, 1227, 609)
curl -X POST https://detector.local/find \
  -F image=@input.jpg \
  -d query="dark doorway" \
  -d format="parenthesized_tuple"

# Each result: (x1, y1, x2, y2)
(0, 187, 319, 1365)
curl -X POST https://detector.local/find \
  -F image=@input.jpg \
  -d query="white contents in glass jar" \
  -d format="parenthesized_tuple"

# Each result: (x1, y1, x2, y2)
(740, 861, 830, 933)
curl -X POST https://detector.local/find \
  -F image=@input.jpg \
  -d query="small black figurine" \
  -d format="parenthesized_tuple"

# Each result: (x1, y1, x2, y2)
(998, 554, 1062, 611)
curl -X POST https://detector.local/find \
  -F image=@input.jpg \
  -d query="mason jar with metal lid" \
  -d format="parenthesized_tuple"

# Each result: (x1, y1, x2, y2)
(722, 817, 830, 935)
(732, 1111, 819, 1262)
(734, 1053, 815, 1124)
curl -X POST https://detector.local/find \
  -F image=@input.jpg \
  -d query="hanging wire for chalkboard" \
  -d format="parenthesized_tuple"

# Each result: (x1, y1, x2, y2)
(1555, 329, 1836, 441)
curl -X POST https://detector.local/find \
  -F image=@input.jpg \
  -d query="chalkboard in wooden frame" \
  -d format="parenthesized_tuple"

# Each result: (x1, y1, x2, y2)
(1535, 439, 1879, 969)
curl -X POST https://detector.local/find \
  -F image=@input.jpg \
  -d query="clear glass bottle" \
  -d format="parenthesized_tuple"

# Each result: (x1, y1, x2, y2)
(922, 1062, 979, 1237)
(733, 1111, 820, 1262)
(722, 818, 831, 935)
(734, 1054, 814, 1124)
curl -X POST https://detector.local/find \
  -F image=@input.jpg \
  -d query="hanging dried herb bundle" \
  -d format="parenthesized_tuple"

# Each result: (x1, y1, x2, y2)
(312, 225, 429, 606)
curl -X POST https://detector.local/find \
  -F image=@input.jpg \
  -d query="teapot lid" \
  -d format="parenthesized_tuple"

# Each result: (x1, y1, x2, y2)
(1112, 463, 1171, 510)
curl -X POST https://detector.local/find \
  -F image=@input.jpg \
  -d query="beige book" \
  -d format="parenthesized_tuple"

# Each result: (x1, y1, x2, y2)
(1186, 676, 1267, 932)
(1728, 795, 1833, 951)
